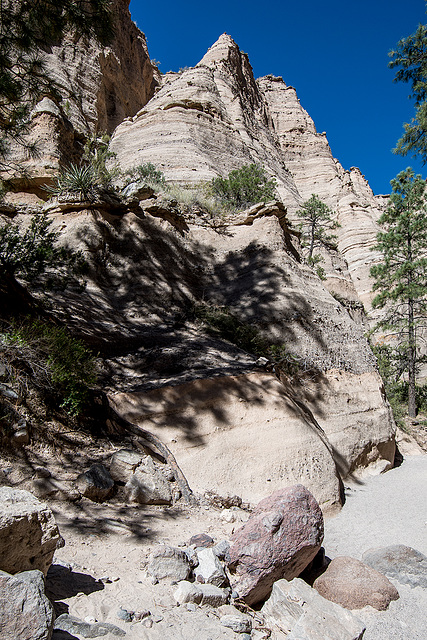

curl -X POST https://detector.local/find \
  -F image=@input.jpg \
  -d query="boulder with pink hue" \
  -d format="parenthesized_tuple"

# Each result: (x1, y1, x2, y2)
(226, 484, 324, 605)
(313, 556, 400, 610)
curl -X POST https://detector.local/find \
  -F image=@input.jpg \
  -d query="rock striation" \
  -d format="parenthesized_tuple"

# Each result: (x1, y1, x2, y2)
(11, 0, 160, 183)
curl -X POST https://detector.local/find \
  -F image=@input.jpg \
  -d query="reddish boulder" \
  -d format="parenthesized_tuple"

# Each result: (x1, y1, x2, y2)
(313, 556, 400, 610)
(226, 484, 324, 605)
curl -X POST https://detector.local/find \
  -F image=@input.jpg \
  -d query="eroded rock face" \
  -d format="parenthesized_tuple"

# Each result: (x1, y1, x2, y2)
(313, 556, 400, 611)
(226, 485, 324, 605)
(11, 0, 160, 181)
(0, 487, 62, 576)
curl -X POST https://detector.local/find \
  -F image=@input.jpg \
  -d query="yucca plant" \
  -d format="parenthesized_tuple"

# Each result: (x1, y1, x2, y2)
(46, 164, 99, 201)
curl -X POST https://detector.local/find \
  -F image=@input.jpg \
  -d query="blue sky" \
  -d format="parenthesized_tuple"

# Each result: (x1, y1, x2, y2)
(129, 0, 426, 195)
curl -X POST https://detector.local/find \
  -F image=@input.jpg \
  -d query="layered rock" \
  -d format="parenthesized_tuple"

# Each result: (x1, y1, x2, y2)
(10, 0, 159, 182)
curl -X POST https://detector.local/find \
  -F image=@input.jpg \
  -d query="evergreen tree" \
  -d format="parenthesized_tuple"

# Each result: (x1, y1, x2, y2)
(296, 194, 338, 261)
(370, 168, 427, 417)
(0, 0, 113, 175)
(388, 13, 427, 160)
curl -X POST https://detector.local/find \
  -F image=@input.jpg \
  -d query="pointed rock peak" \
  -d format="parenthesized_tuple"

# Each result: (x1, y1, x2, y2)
(196, 33, 242, 68)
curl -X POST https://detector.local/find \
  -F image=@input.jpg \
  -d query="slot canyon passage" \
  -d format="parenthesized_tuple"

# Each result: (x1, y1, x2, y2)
(0, 2, 426, 639)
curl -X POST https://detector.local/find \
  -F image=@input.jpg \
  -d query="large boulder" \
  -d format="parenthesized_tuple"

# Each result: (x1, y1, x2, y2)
(262, 578, 365, 640)
(226, 485, 324, 605)
(0, 569, 54, 640)
(362, 545, 427, 589)
(313, 556, 399, 611)
(109, 449, 145, 483)
(0, 487, 62, 575)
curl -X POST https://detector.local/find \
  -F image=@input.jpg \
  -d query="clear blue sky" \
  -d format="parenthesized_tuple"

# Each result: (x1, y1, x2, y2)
(129, 0, 426, 195)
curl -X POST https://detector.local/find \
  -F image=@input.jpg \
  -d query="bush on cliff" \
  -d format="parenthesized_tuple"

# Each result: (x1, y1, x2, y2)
(211, 164, 277, 208)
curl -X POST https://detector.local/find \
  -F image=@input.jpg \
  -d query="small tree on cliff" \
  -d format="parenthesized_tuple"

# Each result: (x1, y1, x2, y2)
(296, 195, 339, 277)
(370, 168, 427, 418)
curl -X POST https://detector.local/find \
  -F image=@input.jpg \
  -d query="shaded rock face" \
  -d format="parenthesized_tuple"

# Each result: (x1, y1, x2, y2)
(313, 556, 400, 611)
(0, 487, 62, 576)
(226, 485, 324, 605)
(13, 0, 159, 180)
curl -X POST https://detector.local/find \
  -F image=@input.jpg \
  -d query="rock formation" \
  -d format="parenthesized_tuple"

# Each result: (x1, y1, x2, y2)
(10, 0, 160, 185)
(2, 18, 398, 513)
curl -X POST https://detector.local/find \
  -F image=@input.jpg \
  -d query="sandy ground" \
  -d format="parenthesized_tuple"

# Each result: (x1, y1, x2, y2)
(41, 454, 427, 639)
(324, 454, 427, 640)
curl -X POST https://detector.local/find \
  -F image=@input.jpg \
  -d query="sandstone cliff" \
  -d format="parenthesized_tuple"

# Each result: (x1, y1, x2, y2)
(10, 0, 160, 184)
(2, 24, 398, 513)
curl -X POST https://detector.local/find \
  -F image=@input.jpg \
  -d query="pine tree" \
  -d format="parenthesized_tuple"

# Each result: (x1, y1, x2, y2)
(389, 16, 427, 160)
(296, 194, 338, 262)
(370, 168, 427, 417)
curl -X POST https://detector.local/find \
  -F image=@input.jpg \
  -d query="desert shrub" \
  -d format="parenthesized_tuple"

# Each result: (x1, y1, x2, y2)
(211, 164, 277, 208)
(0, 213, 87, 293)
(125, 162, 166, 186)
(0, 320, 96, 416)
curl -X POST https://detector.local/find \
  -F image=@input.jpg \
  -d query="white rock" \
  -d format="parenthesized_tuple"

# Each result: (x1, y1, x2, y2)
(195, 547, 227, 587)
(262, 578, 365, 640)
(173, 580, 202, 605)
(0, 487, 62, 575)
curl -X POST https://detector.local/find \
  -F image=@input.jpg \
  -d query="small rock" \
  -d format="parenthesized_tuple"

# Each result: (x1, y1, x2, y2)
(188, 533, 215, 548)
(109, 449, 144, 483)
(220, 614, 252, 633)
(117, 607, 133, 622)
(148, 545, 191, 581)
(212, 540, 230, 560)
(186, 603, 197, 612)
(195, 547, 228, 587)
(54, 614, 126, 637)
(142, 617, 153, 628)
(125, 465, 172, 505)
(199, 584, 229, 607)
(173, 580, 203, 605)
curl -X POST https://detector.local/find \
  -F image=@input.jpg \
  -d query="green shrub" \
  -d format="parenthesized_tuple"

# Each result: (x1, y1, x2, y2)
(125, 163, 166, 186)
(1, 320, 96, 416)
(211, 164, 277, 208)
(0, 213, 87, 291)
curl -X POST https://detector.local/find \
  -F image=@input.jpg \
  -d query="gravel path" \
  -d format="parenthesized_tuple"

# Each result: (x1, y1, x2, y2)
(323, 455, 427, 640)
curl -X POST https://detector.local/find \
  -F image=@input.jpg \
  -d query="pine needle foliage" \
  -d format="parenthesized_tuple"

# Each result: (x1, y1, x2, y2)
(370, 168, 427, 417)
(0, 0, 113, 176)
(389, 17, 427, 161)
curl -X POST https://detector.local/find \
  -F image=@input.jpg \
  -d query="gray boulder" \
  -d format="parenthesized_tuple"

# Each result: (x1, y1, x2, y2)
(147, 545, 191, 581)
(0, 487, 62, 575)
(109, 449, 145, 483)
(173, 580, 203, 605)
(0, 569, 54, 640)
(362, 544, 427, 589)
(262, 578, 365, 640)
(76, 463, 114, 502)
(227, 485, 324, 605)
(313, 556, 399, 610)
(125, 460, 172, 505)
(54, 613, 125, 637)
